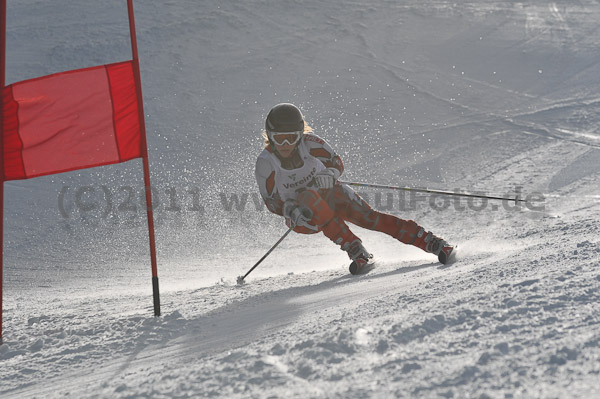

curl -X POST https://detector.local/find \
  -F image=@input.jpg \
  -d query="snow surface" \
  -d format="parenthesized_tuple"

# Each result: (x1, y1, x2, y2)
(1, 0, 600, 397)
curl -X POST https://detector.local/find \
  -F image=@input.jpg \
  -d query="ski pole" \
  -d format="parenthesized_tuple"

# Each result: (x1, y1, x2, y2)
(339, 181, 526, 202)
(237, 226, 294, 284)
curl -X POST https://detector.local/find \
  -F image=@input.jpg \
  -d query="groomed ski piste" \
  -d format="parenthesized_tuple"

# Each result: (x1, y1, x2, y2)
(1, 1, 600, 398)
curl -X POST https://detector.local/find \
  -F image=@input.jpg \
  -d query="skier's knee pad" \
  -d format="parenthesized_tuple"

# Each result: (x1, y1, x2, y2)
(297, 189, 334, 225)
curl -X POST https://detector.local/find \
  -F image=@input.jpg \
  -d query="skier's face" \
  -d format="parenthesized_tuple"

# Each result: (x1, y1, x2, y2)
(274, 141, 297, 158)
(270, 131, 301, 158)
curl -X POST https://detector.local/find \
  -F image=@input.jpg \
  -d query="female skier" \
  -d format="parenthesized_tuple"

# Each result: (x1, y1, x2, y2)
(255, 103, 454, 274)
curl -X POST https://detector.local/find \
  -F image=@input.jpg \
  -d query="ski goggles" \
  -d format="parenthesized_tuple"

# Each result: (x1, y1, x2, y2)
(269, 131, 302, 146)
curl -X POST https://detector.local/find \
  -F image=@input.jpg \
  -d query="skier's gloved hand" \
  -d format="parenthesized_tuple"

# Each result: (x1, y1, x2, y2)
(283, 200, 316, 230)
(283, 200, 297, 220)
(314, 168, 340, 190)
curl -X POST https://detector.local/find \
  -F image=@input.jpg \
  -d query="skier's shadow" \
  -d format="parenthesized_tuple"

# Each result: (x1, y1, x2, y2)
(107, 260, 439, 382)
(336, 261, 440, 280)
(177, 260, 439, 345)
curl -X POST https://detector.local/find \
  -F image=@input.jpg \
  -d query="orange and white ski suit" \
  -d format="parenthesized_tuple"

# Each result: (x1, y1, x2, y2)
(255, 133, 432, 252)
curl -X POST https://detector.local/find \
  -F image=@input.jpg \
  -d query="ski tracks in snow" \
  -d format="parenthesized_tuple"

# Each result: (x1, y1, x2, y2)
(2, 206, 600, 398)
(0, 255, 486, 398)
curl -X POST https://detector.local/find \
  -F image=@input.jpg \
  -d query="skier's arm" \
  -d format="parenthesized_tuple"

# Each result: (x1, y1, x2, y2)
(304, 134, 344, 179)
(255, 156, 284, 216)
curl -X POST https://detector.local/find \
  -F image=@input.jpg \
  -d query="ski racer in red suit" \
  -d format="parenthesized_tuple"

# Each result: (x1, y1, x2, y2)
(255, 103, 454, 274)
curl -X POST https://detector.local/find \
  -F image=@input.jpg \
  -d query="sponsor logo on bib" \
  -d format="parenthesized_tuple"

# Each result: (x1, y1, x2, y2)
(283, 167, 317, 189)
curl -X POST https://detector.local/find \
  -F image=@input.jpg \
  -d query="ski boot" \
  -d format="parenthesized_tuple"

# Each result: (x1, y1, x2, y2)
(438, 244, 455, 264)
(423, 232, 455, 264)
(345, 239, 373, 275)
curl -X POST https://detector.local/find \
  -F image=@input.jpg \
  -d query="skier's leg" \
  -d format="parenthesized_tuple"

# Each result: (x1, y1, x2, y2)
(296, 189, 357, 248)
(327, 184, 447, 255)
(297, 189, 371, 271)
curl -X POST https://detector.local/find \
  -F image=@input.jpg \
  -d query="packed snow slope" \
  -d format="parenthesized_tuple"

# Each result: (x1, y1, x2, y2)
(1, 0, 600, 398)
